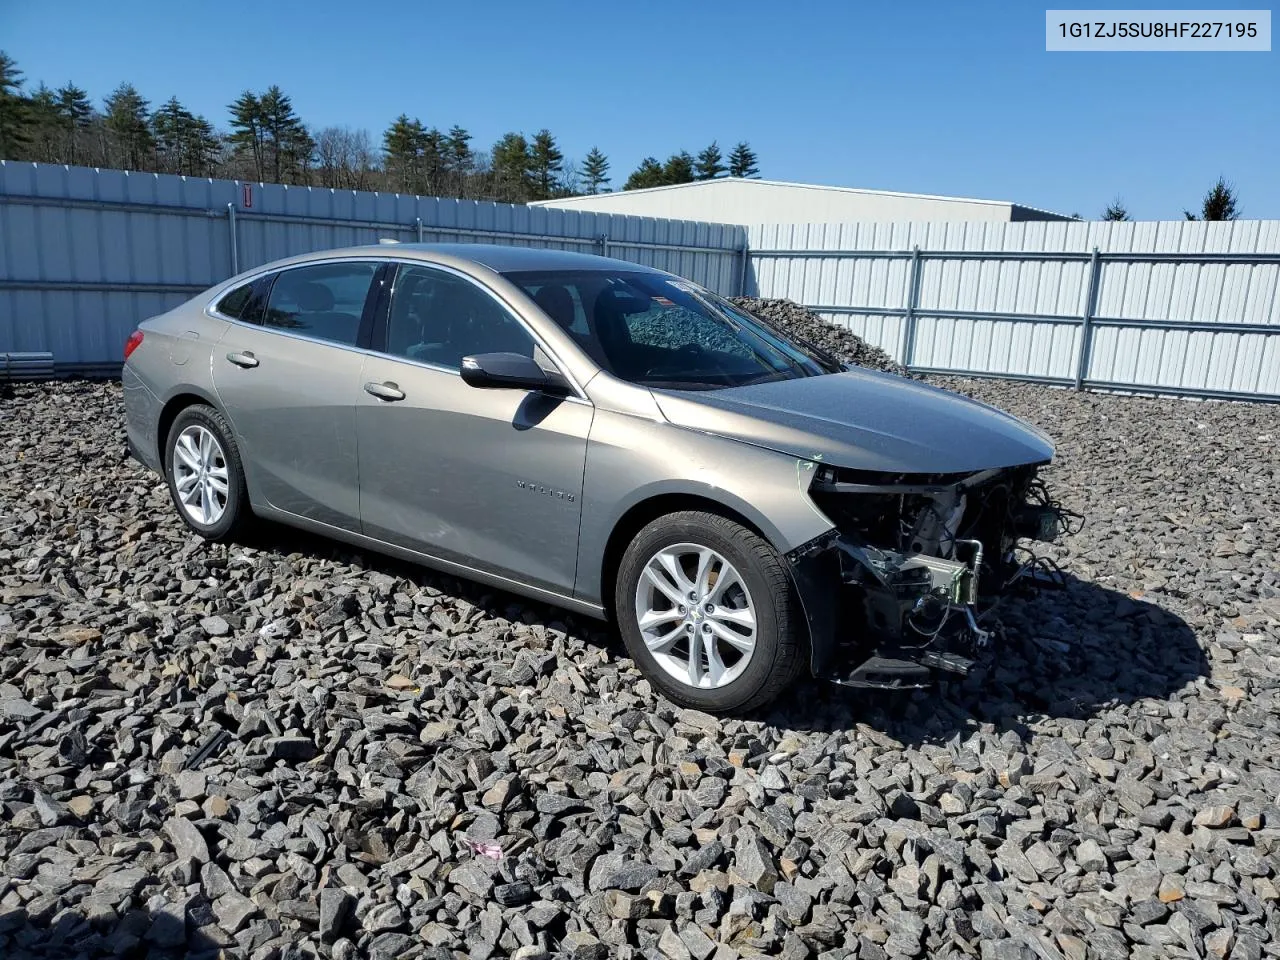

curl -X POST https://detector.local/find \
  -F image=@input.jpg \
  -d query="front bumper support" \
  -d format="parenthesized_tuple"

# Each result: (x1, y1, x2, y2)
(787, 468, 1073, 692)
(788, 529, 997, 688)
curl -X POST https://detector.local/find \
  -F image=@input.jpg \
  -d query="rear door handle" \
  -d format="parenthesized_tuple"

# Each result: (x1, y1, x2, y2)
(364, 381, 406, 402)
(226, 351, 259, 368)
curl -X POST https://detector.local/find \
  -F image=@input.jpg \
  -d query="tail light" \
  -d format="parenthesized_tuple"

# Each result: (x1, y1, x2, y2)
(124, 330, 144, 360)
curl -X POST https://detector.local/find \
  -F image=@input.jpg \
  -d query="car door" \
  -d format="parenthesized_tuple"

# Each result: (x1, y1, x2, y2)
(212, 259, 386, 531)
(356, 261, 592, 596)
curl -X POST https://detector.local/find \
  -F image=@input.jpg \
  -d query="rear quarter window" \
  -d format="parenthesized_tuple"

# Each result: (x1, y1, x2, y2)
(214, 277, 272, 325)
(214, 283, 254, 319)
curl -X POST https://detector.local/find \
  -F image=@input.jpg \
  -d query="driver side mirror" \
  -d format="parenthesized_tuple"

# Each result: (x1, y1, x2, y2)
(460, 352, 571, 394)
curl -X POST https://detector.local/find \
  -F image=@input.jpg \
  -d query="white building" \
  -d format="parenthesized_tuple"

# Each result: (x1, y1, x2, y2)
(531, 177, 1073, 225)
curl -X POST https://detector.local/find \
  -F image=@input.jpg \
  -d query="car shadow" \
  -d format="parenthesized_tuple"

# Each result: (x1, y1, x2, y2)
(229, 522, 1208, 746)
(0, 905, 227, 960)
(759, 571, 1210, 745)
(511, 390, 568, 430)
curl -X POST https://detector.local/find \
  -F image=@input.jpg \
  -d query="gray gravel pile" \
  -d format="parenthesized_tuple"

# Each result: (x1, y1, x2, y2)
(2, 379, 1280, 960)
(728, 298, 910, 377)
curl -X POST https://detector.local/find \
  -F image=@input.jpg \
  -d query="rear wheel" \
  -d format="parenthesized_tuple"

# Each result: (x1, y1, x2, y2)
(164, 404, 251, 542)
(615, 511, 805, 713)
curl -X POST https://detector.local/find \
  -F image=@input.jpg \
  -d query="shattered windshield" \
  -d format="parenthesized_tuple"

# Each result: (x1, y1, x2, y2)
(503, 269, 839, 389)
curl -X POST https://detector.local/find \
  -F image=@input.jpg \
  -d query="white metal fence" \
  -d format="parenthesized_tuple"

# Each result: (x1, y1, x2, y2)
(3, 163, 1279, 402)
(747, 219, 1280, 401)
(0, 162, 747, 374)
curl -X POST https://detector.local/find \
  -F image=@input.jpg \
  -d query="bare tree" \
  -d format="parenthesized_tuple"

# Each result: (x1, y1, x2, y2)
(558, 159, 580, 197)
(315, 126, 376, 190)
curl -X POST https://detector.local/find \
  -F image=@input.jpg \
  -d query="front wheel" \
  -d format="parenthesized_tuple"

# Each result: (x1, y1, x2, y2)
(615, 511, 805, 713)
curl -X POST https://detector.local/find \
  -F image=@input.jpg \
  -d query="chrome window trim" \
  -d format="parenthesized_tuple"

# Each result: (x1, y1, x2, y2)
(203, 255, 592, 404)
(203, 257, 386, 322)
(360, 350, 592, 408)
(204, 257, 383, 346)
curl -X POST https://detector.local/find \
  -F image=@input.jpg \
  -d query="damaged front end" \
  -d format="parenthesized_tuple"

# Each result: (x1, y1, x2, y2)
(789, 462, 1077, 689)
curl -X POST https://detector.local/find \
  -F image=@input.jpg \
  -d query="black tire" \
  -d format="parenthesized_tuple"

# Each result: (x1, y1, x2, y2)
(614, 510, 806, 713)
(163, 404, 251, 542)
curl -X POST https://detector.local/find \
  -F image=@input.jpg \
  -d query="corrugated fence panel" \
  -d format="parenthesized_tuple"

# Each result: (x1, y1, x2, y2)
(4, 163, 1278, 401)
(747, 218, 1280, 401)
(1082, 220, 1280, 395)
(1, 162, 745, 371)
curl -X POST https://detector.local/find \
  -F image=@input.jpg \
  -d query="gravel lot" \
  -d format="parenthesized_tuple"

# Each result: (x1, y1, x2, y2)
(2, 377, 1279, 960)
(727, 299, 909, 377)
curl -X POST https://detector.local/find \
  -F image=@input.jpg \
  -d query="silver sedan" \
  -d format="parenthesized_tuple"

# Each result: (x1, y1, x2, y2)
(123, 244, 1061, 712)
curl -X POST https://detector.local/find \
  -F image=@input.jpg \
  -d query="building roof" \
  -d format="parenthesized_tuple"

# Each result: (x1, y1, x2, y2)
(532, 177, 1075, 221)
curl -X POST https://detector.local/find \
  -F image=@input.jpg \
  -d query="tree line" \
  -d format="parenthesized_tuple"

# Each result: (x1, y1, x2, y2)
(0, 51, 762, 204)
(1100, 178, 1243, 222)
(623, 141, 760, 190)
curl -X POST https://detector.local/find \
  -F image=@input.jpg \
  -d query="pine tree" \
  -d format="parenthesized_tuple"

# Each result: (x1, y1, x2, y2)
(491, 132, 533, 202)
(422, 126, 446, 193)
(152, 96, 194, 173)
(445, 125, 473, 174)
(727, 141, 759, 178)
(148, 97, 218, 176)
(56, 84, 93, 126)
(581, 147, 609, 194)
(624, 157, 665, 191)
(662, 151, 695, 185)
(442, 125, 474, 197)
(185, 115, 221, 176)
(258, 86, 311, 184)
(1102, 198, 1131, 221)
(1198, 177, 1241, 221)
(0, 52, 29, 158)
(24, 84, 60, 162)
(383, 114, 428, 193)
(103, 83, 152, 170)
(228, 91, 265, 180)
(695, 141, 725, 180)
(55, 84, 94, 165)
(529, 129, 563, 201)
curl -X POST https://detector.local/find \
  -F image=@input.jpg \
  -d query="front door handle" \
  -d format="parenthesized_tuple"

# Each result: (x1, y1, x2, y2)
(364, 381, 406, 402)
(226, 351, 259, 369)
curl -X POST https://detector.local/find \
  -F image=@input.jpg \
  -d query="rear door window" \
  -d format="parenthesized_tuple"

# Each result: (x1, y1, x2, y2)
(262, 262, 380, 347)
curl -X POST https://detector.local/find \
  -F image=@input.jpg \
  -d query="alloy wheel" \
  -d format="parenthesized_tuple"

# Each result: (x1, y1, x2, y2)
(633, 542, 757, 689)
(172, 424, 229, 526)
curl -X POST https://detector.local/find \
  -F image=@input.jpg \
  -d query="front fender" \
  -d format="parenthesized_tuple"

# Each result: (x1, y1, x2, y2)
(575, 410, 838, 671)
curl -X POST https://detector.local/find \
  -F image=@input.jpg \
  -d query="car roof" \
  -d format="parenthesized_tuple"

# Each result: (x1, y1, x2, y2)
(333, 242, 667, 275)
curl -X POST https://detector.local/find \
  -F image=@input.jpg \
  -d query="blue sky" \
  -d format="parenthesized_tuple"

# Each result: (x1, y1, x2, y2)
(3, 0, 1276, 219)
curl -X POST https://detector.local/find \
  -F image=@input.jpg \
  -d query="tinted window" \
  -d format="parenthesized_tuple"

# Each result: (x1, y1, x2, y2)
(262, 262, 378, 346)
(385, 265, 535, 369)
(240, 278, 271, 326)
(505, 270, 833, 389)
(215, 282, 254, 319)
(527, 282, 589, 335)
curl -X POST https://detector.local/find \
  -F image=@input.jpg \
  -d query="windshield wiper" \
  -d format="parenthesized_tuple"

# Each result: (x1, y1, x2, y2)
(736, 370, 798, 387)
(636, 378, 727, 391)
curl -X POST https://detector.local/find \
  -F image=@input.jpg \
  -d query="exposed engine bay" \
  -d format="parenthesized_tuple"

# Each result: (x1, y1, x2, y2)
(790, 462, 1080, 689)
